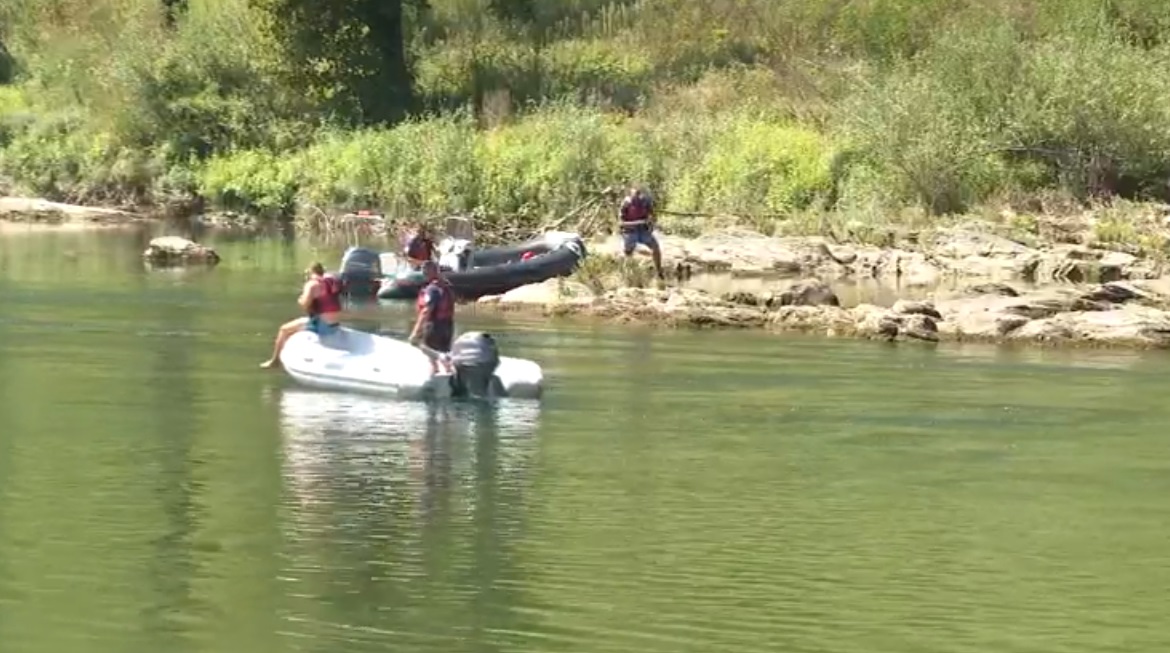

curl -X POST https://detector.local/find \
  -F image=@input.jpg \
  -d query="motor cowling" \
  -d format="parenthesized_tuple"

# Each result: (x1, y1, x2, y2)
(449, 331, 502, 398)
(339, 246, 383, 301)
(437, 237, 473, 272)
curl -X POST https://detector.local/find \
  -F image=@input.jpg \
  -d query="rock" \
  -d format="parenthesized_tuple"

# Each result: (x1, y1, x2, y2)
(592, 287, 767, 328)
(0, 197, 139, 224)
(772, 278, 840, 307)
(1080, 281, 1142, 305)
(479, 278, 594, 307)
(891, 299, 942, 320)
(963, 282, 1020, 297)
(818, 242, 858, 265)
(1011, 306, 1170, 347)
(477, 272, 1170, 349)
(900, 314, 941, 342)
(924, 227, 1042, 279)
(195, 211, 262, 231)
(142, 236, 220, 266)
(769, 304, 871, 336)
(592, 228, 866, 278)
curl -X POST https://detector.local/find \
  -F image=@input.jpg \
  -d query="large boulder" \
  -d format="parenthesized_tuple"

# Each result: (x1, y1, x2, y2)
(477, 278, 594, 309)
(143, 236, 220, 266)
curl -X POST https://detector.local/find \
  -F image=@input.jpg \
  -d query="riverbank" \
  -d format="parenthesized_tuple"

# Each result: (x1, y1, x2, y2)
(478, 210, 1170, 349)
(8, 191, 1170, 349)
(0, 196, 148, 231)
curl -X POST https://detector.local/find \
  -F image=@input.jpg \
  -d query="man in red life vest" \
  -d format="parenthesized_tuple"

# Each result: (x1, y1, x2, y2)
(409, 260, 456, 374)
(260, 262, 344, 369)
(619, 186, 665, 280)
(404, 221, 437, 269)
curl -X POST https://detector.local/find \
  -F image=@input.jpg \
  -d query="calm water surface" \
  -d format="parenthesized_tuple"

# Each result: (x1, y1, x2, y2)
(2, 227, 1170, 653)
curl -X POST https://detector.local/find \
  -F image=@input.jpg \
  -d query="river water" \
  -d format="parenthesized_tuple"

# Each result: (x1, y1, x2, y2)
(2, 226, 1170, 653)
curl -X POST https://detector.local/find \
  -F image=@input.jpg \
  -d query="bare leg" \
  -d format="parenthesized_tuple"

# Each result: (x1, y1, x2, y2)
(260, 317, 309, 368)
(649, 243, 665, 279)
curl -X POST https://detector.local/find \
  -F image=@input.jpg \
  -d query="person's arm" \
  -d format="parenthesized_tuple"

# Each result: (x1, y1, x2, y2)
(297, 279, 318, 311)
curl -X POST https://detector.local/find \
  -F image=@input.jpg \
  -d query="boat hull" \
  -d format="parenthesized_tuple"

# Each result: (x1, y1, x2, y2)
(378, 236, 586, 301)
(279, 327, 543, 400)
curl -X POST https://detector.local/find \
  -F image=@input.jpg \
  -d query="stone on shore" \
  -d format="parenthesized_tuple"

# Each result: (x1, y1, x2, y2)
(589, 224, 1164, 286)
(0, 197, 141, 224)
(477, 278, 594, 309)
(478, 275, 1170, 348)
(143, 236, 221, 266)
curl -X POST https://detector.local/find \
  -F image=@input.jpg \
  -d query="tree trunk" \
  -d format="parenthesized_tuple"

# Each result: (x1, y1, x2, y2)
(0, 36, 13, 84)
(356, 0, 414, 125)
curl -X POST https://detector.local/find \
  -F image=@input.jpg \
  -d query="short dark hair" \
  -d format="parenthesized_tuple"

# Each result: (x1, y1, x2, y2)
(307, 262, 325, 275)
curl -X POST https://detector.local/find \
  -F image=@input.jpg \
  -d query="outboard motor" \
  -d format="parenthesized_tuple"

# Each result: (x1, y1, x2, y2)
(449, 331, 502, 399)
(437, 237, 473, 272)
(338, 246, 383, 301)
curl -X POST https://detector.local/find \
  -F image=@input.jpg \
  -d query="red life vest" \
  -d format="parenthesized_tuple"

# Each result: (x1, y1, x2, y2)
(417, 279, 455, 324)
(406, 234, 435, 261)
(620, 193, 652, 225)
(310, 274, 343, 315)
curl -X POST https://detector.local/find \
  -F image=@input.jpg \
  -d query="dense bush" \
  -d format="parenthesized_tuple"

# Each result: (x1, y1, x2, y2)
(3, 0, 1170, 232)
(196, 104, 834, 224)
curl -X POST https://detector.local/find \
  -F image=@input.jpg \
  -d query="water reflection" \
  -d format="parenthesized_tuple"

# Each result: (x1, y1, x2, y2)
(929, 340, 1159, 371)
(275, 390, 542, 652)
(142, 274, 203, 650)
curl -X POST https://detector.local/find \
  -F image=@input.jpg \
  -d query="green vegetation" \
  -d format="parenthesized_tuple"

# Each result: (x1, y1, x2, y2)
(3, 0, 1170, 237)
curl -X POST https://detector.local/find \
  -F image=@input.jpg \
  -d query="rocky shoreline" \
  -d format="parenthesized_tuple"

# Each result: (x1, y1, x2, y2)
(0, 196, 146, 227)
(480, 276, 1170, 348)
(9, 194, 1170, 348)
(479, 220, 1170, 349)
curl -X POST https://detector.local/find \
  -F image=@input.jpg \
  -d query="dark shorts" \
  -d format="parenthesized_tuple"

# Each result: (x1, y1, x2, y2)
(307, 315, 340, 336)
(423, 321, 454, 352)
(621, 225, 659, 254)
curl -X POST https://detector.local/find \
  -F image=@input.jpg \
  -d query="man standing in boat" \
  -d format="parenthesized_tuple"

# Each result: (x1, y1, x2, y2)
(619, 185, 665, 281)
(403, 221, 438, 269)
(409, 260, 456, 374)
(260, 262, 344, 369)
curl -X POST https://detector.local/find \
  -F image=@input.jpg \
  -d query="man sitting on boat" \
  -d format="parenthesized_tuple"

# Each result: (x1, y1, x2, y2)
(408, 260, 456, 374)
(403, 221, 437, 269)
(619, 185, 665, 281)
(260, 262, 343, 369)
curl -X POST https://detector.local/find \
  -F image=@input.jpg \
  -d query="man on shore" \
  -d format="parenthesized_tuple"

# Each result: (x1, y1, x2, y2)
(619, 185, 665, 281)
(408, 260, 456, 374)
(403, 221, 437, 269)
(260, 262, 343, 369)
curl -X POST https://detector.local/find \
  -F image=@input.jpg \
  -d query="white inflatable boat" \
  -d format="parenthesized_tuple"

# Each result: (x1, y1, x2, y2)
(278, 327, 543, 400)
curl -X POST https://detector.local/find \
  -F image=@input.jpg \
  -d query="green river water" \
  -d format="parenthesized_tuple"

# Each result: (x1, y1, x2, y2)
(1, 227, 1170, 653)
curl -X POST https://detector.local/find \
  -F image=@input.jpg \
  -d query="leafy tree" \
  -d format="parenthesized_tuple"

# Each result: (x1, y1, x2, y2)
(251, 0, 414, 126)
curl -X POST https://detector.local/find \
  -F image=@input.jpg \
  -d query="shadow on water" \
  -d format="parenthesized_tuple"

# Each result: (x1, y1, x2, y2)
(275, 390, 542, 651)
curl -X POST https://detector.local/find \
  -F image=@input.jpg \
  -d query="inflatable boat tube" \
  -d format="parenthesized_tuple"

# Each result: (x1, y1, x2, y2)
(463, 230, 582, 267)
(377, 237, 586, 301)
(279, 327, 543, 401)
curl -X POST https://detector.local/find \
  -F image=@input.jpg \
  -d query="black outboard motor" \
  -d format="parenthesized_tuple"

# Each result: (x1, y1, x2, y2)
(449, 331, 503, 399)
(338, 246, 382, 302)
